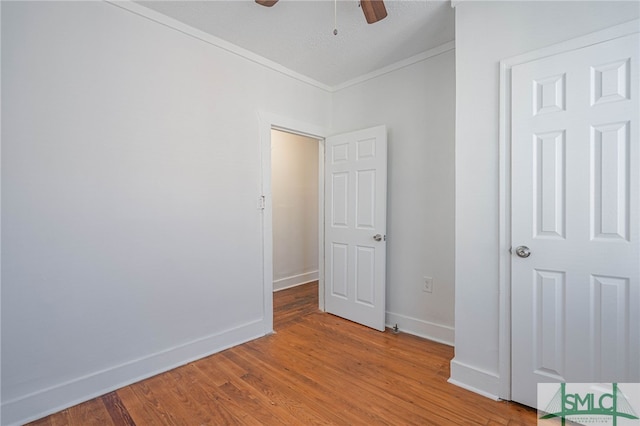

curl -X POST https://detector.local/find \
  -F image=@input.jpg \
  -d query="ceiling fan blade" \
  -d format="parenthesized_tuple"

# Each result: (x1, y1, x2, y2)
(361, 0, 387, 24)
(255, 0, 279, 7)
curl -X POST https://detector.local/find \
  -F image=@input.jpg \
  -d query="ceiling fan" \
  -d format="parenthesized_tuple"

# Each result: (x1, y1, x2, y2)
(255, 0, 388, 25)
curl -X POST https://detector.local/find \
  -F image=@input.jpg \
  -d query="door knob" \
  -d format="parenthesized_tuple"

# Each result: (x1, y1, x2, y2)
(373, 234, 384, 242)
(515, 246, 531, 258)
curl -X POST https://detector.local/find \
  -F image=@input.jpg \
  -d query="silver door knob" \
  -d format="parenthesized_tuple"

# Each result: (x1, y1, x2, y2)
(373, 234, 383, 242)
(515, 246, 531, 258)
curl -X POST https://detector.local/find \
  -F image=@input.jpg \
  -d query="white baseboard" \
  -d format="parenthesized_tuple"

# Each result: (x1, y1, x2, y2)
(273, 270, 318, 292)
(1, 320, 266, 426)
(385, 311, 454, 346)
(448, 358, 501, 401)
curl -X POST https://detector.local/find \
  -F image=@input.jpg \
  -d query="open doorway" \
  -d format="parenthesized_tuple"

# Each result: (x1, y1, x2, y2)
(260, 117, 387, 333)
(271, 130, 319, 291)
(258, 113, 327, 335)
(271, 129, 321, 331)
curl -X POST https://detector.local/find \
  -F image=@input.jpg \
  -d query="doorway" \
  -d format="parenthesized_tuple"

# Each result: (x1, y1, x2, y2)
(257, 113, 328, 335)
(259, 114, 388, 335)
(271, 129, 321, 330)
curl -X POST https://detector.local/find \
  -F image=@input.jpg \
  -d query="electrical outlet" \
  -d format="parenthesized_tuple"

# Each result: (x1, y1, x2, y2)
(423, 276, 433, 293)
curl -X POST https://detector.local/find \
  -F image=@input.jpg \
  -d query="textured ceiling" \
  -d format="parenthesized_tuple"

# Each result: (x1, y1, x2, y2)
(137, 0, 455, 88)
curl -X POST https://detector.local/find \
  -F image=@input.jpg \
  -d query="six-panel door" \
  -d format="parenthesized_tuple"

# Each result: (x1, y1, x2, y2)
(324, 126, 387, 331)
(511, 34, 639, 407)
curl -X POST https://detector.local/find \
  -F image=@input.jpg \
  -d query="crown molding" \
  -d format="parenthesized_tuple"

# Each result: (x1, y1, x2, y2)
(332, 41, 455, 92)
(105, 0, 334, 92)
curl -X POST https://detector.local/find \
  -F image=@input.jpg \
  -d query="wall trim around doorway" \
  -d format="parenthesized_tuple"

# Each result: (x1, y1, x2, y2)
(258, 112, 328, 335)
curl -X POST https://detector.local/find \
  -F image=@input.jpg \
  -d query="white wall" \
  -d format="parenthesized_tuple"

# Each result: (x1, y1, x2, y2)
(0, 2, 330, 424)
(271, 130, 319, 291)
(332, 47, 457, 344)
(1, 2, 459, 424)
(452, 1, 640, 399)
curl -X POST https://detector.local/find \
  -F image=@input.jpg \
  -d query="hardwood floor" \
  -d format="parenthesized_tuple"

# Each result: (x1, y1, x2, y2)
(29, 282, 537, 425)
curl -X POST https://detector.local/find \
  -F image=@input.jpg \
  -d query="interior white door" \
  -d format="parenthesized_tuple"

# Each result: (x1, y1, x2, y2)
(324, 125, 387, 331)
(511, 33, 639, 408)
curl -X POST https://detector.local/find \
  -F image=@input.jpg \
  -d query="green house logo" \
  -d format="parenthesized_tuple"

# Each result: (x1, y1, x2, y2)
(538, 383, 640, 425)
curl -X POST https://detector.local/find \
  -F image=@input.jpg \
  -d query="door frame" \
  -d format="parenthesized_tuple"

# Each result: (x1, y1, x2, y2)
(497, 19, 639, 401)
(258, 112, 329, 334)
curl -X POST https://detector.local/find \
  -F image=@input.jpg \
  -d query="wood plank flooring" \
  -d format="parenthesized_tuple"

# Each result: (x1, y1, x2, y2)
(28, 282, 537, 425)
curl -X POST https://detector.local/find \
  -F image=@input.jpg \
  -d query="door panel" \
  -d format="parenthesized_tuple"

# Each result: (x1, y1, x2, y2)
(325, 126, 387, 331)
(511, 33, 639, 407)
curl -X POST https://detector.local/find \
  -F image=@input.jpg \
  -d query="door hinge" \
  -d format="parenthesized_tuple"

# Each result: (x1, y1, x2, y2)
(258, 195, 266, 210)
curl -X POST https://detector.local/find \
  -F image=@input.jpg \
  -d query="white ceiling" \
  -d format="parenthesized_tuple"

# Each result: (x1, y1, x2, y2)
(136, 0, 455, 88)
